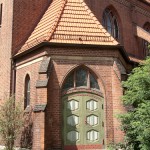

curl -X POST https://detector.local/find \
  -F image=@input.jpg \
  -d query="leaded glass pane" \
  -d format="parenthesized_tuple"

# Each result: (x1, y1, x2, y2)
(68, 100, 79, 111)
(114, 19, 119, 39)
(104, 10, 112, 34)
(87, 130, 99, 141)
(87, 100, 98, 111)
(63, 72, 74, 90)
(103, 8, 119, 40)
(102, 14, 106, 27)
(67, 131, 79, 141)
(76, 69, 87, 87)
(107, 15, 111, 29)
(67, 115, 79, 126)
(90, 73, 99, 90)
(87, 115, 98, 126)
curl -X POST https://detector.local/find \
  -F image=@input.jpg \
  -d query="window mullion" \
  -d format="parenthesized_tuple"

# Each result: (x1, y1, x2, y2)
(87, 70, 90, 89)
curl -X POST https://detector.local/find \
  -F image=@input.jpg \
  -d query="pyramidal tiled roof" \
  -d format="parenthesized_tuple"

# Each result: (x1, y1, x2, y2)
(18, 0, 119, 54)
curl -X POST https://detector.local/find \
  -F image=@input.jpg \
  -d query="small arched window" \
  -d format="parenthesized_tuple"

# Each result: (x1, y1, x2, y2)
(143, 23, 150, 57)
(24, 75, 30, 109)
(63, 68, 100, 91)
(102, 8, 119, 40)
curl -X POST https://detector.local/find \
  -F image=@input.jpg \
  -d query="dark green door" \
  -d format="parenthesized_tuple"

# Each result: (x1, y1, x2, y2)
(63, 92, 104, 149)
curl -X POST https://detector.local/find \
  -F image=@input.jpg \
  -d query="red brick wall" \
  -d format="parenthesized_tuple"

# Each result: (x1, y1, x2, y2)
(46, 58, 124, 148)
(112, 62, 125, 143)
(11, 0, 150, 58)
(0, 0, 13, 102)
(12, 0, 52, 54)
(0, 0, 149, 148)
(15, 58, 43, 112)
(15, 58, 43, 148)
(0, 0, 13, 144)
(85, 0, 150, 59)
(15, 60, 41, 103)
(15, 47, 128, 149)
(43, 47, 128, 148)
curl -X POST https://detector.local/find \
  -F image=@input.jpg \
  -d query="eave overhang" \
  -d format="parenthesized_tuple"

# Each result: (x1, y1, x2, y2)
(13, 41, 133, 65)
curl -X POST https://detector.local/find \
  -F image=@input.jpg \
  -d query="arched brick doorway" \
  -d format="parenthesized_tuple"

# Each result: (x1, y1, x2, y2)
(62, 67, 105, 150)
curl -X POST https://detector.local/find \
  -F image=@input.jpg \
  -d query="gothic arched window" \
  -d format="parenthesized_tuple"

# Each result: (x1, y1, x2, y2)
(102, 8, 119, 40)
(143, 23, 150, 57)
(24, 75, 30, 109)
(63, 68, 100, 91)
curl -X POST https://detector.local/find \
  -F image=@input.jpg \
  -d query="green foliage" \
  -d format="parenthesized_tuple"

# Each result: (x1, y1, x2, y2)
(122, 58, 150, 106)
(0, 96, 24, 150)
(119, 57, 150, 150)
(107, 142, 133, 150)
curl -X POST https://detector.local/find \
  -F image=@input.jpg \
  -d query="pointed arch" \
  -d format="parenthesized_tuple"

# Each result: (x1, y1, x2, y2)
(61, 65, 101, 92)
(102, 5, 122, 42)
(61, 65, 105, 149)
(24, 74, 30, 109)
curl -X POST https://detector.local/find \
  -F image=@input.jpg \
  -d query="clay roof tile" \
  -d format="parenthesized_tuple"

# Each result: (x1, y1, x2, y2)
(17, 0, 119, 55)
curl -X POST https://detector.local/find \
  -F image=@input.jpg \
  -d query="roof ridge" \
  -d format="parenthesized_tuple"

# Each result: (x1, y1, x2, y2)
(46, 0, 67, 41)
(80, 0, 118, 45)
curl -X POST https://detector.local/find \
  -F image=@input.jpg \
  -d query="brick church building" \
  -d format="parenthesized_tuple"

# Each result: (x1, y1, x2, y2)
(0, 0, 150, 149)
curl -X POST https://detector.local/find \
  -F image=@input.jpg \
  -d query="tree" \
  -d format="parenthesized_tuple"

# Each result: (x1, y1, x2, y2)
(119, 57, 150, 150)
(0, 96, 24, 150)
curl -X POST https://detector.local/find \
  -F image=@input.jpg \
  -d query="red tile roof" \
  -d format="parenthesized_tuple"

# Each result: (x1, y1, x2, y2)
(17, 0, 119, 54)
